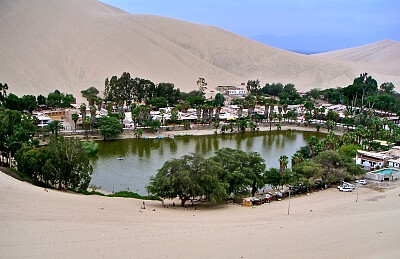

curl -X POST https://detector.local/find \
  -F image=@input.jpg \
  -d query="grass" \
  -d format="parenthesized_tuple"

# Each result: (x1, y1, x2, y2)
(108, 191, 160, 200)
(78, 190, 160, 200)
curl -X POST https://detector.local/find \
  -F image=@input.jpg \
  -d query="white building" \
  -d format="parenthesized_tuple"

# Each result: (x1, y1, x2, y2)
(355, 150, 391, 170)
(35, 113, 52, 128)
(226, 89, 246, 96)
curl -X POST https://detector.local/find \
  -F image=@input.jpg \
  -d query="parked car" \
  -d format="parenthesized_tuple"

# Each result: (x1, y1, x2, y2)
(343, 182, 355, 188)
(340, 186, 353, 192)
(359, 180, 367, 185)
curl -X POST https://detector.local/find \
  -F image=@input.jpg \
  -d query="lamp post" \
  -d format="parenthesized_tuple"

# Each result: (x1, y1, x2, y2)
(288, 185, 291, 215)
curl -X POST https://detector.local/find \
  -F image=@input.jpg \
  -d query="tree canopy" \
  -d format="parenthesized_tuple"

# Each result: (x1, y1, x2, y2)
(97, 116, 124, 140)
(147, 153, 227, 206)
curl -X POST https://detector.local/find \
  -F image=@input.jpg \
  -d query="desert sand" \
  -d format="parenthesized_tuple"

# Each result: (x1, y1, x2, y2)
(1, 0, 399, 100)
(314, 39, 400, 76)
(1, 171, 400, 258)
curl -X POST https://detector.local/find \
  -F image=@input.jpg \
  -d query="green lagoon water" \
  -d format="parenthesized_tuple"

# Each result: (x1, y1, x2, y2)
(90, 130, 324, 195)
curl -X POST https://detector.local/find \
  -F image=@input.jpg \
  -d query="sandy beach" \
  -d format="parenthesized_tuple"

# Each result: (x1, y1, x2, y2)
(1, 171, 399, 258)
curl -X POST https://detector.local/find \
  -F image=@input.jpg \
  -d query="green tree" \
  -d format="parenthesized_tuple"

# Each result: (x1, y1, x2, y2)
(147, 154, 227, 206)
(214, 93, 225, 106)
(211, 148, 266, 196)
(42, 136, 93, 191)
(46, 120, 63, 137)
(0, 109, 36, 165)
(379, 82, 395, 94)
(81, 87, 99, 106)
(264, 168, 282, 190)
(246, 79, 260, 94)
(314, 150, 350, 183)
(0, 82, 8, 105)
(197, 77, 207, 96)
(170, 108, 178, 129)
(150, 97, 168, 109)
(71, 113, 79, 132)
(134, 128, 143, 138)
(97, 116, 123, 140)
(279, 155, 289, 174)
(81, 140, 99, 157)
(148, 119, 161, 133)
(14, 145, 49, 184)
(21, 95, 38, 113)
(37, 94, 46, 106)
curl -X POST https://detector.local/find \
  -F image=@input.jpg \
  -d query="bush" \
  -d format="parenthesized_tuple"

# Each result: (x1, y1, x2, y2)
(81, 140, 99, 157)
(109, 191, 160, 200)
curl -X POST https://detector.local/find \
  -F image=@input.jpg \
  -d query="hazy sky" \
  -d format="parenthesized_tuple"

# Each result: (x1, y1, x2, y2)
(100, 0, 400, 48)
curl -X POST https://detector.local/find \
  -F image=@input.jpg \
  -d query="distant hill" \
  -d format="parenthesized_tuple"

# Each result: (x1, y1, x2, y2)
(313, 40, 400, 76)
(249, 34, 357, 54)
(1, 0, 399, 99)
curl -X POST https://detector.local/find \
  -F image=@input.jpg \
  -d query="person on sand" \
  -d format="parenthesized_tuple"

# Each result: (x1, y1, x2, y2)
(142, 201, 146, 209)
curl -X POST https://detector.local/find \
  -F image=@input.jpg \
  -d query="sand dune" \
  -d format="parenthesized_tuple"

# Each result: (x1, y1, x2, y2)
(0, 0, 399, 100)
(1, 171, 400, 258)
(314, 40, 400, 75)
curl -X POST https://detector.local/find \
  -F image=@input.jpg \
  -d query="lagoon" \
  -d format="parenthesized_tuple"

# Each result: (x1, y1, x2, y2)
(90, 130, 324, 195)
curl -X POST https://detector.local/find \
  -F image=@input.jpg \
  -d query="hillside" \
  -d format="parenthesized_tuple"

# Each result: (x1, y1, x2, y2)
(314, 39, 400, 76)
(1, 0, 399, 99)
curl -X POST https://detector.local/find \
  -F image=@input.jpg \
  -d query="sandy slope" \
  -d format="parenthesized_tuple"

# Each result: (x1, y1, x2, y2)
(1, 0, 399, 99)
(314, 40, 400, 75)
(1, 171, 400, 258)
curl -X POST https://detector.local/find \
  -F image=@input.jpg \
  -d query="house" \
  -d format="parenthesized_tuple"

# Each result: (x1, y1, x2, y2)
(34, 113, 52, 128)
(355, 150, 391, 170)
(226, 89, 246, 96)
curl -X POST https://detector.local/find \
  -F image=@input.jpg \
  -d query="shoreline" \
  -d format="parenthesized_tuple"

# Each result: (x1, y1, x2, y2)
(51, 122, 345, 143)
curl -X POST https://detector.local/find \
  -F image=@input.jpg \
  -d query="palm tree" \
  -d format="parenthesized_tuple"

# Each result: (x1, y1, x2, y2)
(246, 95, 256, 120)
(291, 152, 304, 167)
(279, 155, 289, 174)
(90, 106, 97, 132)
(325, 132, 337, 150)
(160, 110, 165, 131)
(134, 128, 143, 138)
(282, 103, 288, 122)
(249, 121, 258, 131)
(131, 104, 138, 129)
(106, 101, 113, 114)
(118, 111, 125, 124)
(308, 136, 320, 157)
(215, 104, 222, 121)
(259, 96, 270, 125)
(71, 113, 79, 132)
(232, 99, 244, 119)
(268, 112, 275, 131)
(82, 116, 91, 140)
(214, 120, 220, 134)
(47, 120, 63, 137)
(171, 108, 178, 129)
(195, 104, 202, 121)
(80, 103, 86, 119)
(96, 97, 103, 111)
(183, 100, 191, 112)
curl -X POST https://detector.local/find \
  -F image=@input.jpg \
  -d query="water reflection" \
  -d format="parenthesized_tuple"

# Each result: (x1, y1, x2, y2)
(91, 130, 324, 195)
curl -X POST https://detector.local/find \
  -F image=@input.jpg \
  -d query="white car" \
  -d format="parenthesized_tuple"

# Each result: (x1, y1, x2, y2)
(343, 182, 355, 188)
(340, 186, 353, 192)
(359, 180, 367, 185)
